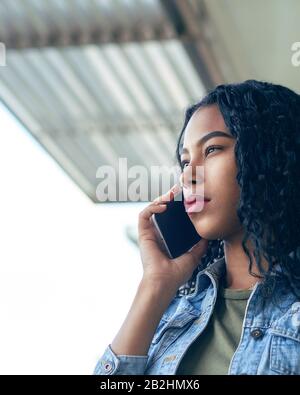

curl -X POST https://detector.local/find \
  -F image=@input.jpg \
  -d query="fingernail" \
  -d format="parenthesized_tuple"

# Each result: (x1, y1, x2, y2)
(171, 184, 181, 193)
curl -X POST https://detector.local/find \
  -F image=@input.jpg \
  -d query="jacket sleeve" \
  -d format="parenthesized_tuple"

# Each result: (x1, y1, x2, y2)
(93, 292, 181, 375)
(93, 344, 149, 375)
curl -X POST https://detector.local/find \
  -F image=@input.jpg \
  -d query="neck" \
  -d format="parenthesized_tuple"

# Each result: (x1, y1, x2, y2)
(223, 230, 266, 290)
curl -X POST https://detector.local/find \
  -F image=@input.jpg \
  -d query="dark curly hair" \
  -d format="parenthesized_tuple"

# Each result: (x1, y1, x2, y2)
(175, 79, 300, 299)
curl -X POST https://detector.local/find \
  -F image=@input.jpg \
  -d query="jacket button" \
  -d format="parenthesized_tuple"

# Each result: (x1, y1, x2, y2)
(250, 329, 263, 339)
(103, 361, 114, 373)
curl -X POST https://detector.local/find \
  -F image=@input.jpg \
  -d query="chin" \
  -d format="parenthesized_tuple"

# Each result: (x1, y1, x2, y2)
(193, 225, 223, 241)
(192, 212, 241, 241)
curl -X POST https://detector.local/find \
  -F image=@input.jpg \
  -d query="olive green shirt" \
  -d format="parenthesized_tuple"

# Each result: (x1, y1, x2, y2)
(177, 286, 253, 375)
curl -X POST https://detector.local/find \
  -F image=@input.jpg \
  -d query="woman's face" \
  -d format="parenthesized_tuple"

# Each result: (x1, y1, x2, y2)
(179, 104, 243, 241)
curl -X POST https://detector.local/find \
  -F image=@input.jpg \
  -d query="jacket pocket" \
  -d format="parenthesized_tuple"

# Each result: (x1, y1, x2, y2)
(146, 312, 198, 372)
(270, 330, 300, 375)
(152, 312, 197, 345)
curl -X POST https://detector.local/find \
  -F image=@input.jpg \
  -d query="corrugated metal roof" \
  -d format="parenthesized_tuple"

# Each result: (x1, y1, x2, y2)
(0, 0, 172, 47)
(0, 0, 210, 202)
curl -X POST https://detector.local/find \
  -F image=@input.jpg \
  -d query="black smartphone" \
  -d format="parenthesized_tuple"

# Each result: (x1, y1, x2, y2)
(152, 190, 201, 259)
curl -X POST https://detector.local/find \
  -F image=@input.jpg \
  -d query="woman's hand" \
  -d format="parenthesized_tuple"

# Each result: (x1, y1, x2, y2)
(138, 184, 209, 291)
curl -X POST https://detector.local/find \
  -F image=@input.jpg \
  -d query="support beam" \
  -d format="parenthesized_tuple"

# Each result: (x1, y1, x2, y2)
(159, 0, 225, 89)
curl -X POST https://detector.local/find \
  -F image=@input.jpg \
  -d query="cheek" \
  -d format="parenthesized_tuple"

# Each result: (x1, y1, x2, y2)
(190, 156, 242, 238)
(201, 161, 241, 221)
(192, 186, 241, 240)
(207, 158, 239, 204)
(218, 172, 240, 210)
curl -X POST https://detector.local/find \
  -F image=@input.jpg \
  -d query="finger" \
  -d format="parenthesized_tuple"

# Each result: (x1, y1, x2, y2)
(153, 184, 181, 204)
(138, 203, 167, 234)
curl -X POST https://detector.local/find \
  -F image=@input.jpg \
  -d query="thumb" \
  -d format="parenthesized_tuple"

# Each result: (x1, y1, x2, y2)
(177, 238, 209, 274)
(187, 238, 209, 263)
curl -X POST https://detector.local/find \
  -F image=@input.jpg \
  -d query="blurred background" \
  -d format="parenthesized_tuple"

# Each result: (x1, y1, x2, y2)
(0, 0, 299, 374)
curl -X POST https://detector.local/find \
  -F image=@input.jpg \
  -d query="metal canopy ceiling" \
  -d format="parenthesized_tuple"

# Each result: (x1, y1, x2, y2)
(0, 0, 174, 48)
(0, 0, 224, 202)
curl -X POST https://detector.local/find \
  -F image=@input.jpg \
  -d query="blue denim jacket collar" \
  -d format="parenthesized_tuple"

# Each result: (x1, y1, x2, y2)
(186, 256, 226, 300)
(161, 256, 226, 333)
(172, 255, 283, 333)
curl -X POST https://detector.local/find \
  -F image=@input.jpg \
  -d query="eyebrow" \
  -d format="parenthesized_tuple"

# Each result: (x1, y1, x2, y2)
(180, 131, 234, 155)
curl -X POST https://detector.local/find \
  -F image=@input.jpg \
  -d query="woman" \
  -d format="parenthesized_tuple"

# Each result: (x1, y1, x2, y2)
(94, 80, 300, 375)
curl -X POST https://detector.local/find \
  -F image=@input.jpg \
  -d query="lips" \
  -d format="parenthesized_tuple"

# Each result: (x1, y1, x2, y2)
(183, 194, 210, 213)
(185, 195, 209, 203)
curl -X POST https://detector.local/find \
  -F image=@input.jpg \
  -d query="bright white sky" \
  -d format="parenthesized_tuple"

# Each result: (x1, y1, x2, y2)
(0, 103, 148, 374)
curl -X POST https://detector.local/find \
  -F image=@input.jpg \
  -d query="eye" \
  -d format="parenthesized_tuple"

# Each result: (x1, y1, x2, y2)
(204, 145, 222, 157)
(180, 160, 189, 169)
(180, 146, 222, 169)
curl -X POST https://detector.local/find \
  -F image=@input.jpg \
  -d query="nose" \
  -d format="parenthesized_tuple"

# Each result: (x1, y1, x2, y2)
(179, 164, 204, 189)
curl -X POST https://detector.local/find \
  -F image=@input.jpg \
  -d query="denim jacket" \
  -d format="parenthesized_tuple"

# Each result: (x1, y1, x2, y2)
(94, 256, 300, 375)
